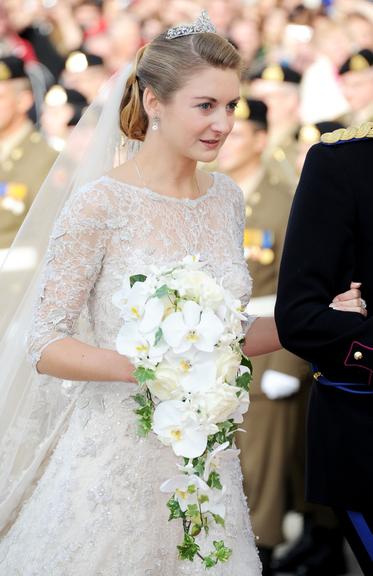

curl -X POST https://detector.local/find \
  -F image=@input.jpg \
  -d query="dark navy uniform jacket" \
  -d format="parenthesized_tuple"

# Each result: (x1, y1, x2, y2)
(275, 127, 373, 510)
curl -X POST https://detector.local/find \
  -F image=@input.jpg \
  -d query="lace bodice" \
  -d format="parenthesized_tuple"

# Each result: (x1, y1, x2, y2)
(0, 172, 261, 575)
(29, 172, 252, 365)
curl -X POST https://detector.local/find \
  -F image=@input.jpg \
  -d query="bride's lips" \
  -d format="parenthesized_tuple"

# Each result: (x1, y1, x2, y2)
(200, 139, 220, 150)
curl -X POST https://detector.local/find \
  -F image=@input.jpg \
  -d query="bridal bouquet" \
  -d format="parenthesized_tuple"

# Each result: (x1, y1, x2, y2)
(112, 255, 252, 569)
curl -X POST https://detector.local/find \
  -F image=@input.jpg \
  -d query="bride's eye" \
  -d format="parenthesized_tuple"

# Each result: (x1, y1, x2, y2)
(227, 101, 238, 113)
(198, 102, 212, 111)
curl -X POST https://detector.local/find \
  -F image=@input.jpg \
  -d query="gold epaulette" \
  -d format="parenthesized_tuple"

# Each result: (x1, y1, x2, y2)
(321, 122, 373, 144)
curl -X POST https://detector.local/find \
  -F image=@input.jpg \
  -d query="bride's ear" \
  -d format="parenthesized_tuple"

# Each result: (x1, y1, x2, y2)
(143, 86, 162, 122)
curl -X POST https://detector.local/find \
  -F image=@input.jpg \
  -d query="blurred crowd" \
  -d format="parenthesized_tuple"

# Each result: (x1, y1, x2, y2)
(1, 0, 372, 575)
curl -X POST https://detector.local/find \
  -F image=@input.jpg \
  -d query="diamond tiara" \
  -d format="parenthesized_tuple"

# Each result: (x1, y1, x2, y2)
(165, 10, 217, 40)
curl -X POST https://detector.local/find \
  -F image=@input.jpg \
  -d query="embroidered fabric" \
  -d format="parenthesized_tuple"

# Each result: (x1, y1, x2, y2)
(0, 173, 261, 575)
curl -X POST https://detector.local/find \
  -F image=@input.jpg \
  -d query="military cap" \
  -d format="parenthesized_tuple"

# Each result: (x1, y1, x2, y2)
(297, 121, 345, 145)
(339, 49, 373, 75)
(250, 63, 302, 85)
(235, 97, 268, 129)
(64, 50, 104, 73)
(44, 85, 88, 126)
(0, 56, 28, 82)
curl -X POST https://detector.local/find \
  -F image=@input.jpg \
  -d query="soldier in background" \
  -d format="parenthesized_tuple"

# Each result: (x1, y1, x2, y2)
(249, 64, 302, 190)
(0, 56, 56, 251)
(60, 50, 110, 103)
(218, 97, 308, 576)
(41, 84, 88, 152)
(339, 48, 373, 126)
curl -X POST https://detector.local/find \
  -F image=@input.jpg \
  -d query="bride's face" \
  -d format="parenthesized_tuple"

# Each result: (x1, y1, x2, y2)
(158, 66, 240, 162)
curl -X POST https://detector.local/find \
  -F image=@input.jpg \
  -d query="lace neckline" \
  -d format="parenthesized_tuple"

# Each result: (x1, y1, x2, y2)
(100, 173, 217, 205)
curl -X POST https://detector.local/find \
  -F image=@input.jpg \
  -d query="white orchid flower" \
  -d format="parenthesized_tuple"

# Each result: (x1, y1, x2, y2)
(162, 301, 224, 354)
(231, 389, 250, 423)
(203, 442, 230, 482)
(160, 474, 209, 512)
(164, 349, 218, 394)
(152, 400, 211, 458)
(116, 320, 168, 365)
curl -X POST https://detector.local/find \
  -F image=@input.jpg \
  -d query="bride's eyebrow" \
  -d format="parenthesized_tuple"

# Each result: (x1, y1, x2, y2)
(192, 96, 240, 103)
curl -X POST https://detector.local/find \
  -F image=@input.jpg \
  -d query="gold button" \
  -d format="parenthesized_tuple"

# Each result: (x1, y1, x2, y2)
(354, 351, 363, 361)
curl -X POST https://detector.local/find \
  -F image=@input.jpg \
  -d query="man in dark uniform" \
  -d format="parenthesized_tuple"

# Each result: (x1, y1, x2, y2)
(275, 121, 373, 575)
(218, 97, 309, 575)
(0, 56, 57, 250)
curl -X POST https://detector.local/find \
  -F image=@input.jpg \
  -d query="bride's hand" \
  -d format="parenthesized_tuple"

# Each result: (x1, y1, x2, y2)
(330, 282, 367, 317)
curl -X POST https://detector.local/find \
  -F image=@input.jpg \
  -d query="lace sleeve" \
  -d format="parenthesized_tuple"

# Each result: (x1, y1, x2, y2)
(28, 183, 110, 367)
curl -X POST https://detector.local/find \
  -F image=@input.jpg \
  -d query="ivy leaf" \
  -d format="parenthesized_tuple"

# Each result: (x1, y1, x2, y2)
(191, 523, 202, 537)
(212, 514, 225, 527)
(167, 497, 184, 520)
(154, 327, 163, 346)
(129, 274, 147, 287)
(177, 533, 200, 561)
(240, 354, 252, 373)
(213, 540, 232, 562)
(133, 367, 156, 384)
(207, 471, 223, 490)
(186, 504, 199, 519)
(154, 284, 170, 298)
(132, 393, 147, 407)
(203, 555, 218, 569)
(236, 371, 251, 391)
(192, 457, 205, 477)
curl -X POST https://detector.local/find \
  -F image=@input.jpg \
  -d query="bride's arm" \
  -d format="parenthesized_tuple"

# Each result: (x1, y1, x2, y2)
(242, 317, 281, 357)
(29, 184, 134, 383)
(37, 337, 136, 382)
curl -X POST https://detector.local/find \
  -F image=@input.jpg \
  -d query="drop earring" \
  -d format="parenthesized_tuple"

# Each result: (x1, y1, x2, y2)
(151, 116, 160, 131)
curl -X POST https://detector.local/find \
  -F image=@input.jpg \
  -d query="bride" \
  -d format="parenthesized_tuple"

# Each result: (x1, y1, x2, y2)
(0, 12, 364, 576)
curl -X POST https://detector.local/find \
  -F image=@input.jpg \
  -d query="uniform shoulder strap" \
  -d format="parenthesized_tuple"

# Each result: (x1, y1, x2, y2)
(321, 121, 373, 145)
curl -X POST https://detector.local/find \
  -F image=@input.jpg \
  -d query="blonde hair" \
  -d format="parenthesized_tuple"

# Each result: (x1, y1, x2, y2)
(120, 32, 242, 141)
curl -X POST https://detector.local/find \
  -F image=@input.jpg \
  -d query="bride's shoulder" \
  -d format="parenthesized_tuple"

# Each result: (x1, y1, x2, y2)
(212, 172, 244, 204)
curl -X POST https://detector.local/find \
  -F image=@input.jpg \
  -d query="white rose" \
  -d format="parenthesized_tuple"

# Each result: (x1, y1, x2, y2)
(203, 382, 241, 423)
(147, 363, 182, 401)
(216, 348, 241, 384)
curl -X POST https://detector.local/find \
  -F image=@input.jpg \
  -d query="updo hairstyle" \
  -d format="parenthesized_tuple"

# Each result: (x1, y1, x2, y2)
(120, 32, 242, 142)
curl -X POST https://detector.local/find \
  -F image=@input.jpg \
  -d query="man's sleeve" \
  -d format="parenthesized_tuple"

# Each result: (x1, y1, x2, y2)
(275, 142, 373, 380)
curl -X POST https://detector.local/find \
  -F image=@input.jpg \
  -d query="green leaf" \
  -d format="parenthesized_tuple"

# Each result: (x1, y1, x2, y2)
(177, 533, 200, 561)
(203, 555, 218, 568)
(213, 540, 232, 562)
(199, 494, 209, 504)
(167, 497, 184, 520)
(207, 471, 223, 490)
(154, 284, 170, 298)
(133, 366, 156, 384)
(212, 513, 225, 527)
(236, 371, 251, 391)
(186, 504, 199, 519)
(190, 523, 202, 537)
(192, 457, 205, 477)
(133, 392, 147, 407)
(129, 274, 147, 287)
(241, 354, 252, 373)
(154, 327, 163, 346)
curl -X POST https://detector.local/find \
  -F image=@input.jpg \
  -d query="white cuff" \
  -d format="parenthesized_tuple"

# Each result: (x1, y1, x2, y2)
(260, 369, 300, 399)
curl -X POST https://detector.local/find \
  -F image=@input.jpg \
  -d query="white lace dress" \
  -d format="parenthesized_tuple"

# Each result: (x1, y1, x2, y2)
(0, 172, 261, 576)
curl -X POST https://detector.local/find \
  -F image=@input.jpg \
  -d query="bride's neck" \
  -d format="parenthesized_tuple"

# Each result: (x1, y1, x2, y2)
(135, 140, 199, 199)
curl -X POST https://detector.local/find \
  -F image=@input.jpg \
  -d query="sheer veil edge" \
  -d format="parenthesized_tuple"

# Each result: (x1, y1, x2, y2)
(0, 64, 136, 534)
